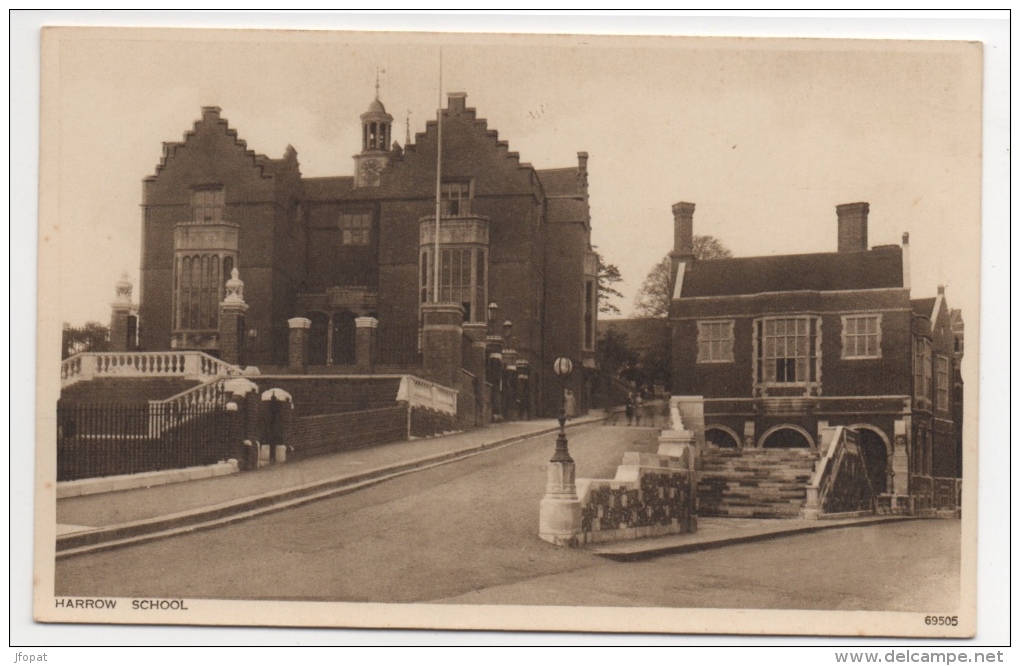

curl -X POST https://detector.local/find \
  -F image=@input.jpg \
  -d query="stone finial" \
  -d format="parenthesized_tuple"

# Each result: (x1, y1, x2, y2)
(114, 273, 133, 305)
(223, 267, 245, 305)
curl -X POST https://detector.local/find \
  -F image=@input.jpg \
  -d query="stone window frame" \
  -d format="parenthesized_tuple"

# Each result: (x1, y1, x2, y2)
(440, 180, 473, 217)
(697, 319, 735, 363)
(419, 246, 488, 324)
(914, 337, 933, 403)
(175, 253, 234, 332)
(191, 185, 224, 223)
(841, 313, 883, 360)
(339, 211, 372, 246)
(935, 354, 950, 412)
(753, 315, 822, 389)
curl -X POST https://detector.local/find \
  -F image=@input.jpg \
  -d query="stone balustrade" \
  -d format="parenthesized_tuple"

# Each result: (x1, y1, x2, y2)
(61, 351, 238, 388)
(396, 375, 458, 415)
(801, 426, 876, 519)
(145, 378, 228, 437)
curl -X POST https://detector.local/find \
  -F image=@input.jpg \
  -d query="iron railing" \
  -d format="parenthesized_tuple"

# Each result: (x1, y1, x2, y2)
(56, 402, 232, 481)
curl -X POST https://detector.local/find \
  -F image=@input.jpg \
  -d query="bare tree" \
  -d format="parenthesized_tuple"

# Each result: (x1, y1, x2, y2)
(632, 236, 733, 317)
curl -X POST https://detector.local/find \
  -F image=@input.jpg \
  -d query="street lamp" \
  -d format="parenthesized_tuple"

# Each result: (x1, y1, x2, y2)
(552, 357, 573, 463)
(539, 355, 581, 546)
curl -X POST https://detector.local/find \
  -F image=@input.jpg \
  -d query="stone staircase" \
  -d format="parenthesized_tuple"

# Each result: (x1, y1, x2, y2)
(697, 448, 820, 518)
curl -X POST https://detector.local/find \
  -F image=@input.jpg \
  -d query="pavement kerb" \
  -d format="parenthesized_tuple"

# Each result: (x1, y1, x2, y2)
(588, 515, 915, 561)
(56, 414, 607, 557)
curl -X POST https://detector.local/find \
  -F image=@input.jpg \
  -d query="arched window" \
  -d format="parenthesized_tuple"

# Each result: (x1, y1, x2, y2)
(175, 253, 233, 331)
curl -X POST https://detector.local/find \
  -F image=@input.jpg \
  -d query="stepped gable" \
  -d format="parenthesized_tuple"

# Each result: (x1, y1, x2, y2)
(145, 106, 298, 183)
(680, 246, 904, 298)
(383, 93, 540, 197)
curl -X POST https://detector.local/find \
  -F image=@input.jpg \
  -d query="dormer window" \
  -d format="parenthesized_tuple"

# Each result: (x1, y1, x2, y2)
(191, 187, 224, 223)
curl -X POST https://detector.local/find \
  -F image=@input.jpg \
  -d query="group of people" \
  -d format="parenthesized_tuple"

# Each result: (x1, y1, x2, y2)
(623, 390, 669, 427)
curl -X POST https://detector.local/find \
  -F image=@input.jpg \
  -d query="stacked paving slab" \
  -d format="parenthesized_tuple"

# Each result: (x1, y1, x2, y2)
(697, 448, 819, 518)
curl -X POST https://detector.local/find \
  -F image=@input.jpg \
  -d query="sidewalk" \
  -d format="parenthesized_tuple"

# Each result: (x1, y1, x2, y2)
(56, 413, 607, 553)
(588, 515, 912, 561)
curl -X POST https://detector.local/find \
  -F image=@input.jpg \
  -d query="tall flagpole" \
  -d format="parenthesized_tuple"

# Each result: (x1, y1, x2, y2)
(433, 48, 443, 303)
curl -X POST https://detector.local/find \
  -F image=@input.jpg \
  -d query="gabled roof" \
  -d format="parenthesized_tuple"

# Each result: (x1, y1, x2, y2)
(679, 246, 904, 298)
(537, 167, 579, 197)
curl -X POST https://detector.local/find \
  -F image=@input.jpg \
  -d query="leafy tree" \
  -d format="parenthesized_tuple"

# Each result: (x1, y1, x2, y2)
(596, 327, 638, 378)
(632, 235, 733, 318)
(593, 247, 624, 316)
(62, 321, 109, 359)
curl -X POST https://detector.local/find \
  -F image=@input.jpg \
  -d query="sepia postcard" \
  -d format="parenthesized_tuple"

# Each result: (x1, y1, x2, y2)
(30, 21, 994, 643)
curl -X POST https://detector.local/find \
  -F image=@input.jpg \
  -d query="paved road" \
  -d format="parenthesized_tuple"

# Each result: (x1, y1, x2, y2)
(55, 424, 960, 611)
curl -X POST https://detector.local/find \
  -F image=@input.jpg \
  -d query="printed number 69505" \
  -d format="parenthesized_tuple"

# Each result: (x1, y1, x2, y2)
(925, 616, 958, 626)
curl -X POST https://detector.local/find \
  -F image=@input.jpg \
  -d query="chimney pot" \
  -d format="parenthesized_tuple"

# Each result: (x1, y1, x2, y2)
(902, 231, 910, 245)
(835, 202, 869, 253)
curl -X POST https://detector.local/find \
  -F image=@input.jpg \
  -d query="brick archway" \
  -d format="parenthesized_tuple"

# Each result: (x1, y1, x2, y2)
(849, 424, 891, 494)
(705, 425, 741, 448)
(759, 424, 814, 449)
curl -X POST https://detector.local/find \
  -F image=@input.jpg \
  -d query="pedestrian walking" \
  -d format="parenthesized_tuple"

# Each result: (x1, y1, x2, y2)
(634, 393, 644, 426)
(625, 392, 635, 426)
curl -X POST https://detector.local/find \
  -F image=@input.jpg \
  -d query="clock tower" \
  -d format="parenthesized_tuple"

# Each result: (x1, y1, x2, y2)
(354, 92, 393, 188)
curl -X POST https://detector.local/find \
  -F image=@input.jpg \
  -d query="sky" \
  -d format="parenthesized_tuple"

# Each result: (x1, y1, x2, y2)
(43, 25, 983, 330)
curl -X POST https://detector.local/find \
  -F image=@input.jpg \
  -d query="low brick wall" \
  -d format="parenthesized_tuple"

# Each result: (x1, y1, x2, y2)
(257, 376, 403, 417)
(578, 452, 697, 544)
(286, 406, 409, 461)
(409, 406, 457, 438)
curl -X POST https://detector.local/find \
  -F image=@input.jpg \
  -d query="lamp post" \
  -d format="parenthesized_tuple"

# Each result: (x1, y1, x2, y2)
(551, 357, 573, 463)
(539, 356, 582, 546)
(502, 319, 516, 421)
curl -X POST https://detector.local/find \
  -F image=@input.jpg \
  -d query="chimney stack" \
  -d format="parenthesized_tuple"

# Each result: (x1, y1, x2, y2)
(901, 232, 911, 289)
(835, 202, 869, 253)
(576, 152, 589, 199)
(447, 92, 467, 113)
(671, 202, 696, 261)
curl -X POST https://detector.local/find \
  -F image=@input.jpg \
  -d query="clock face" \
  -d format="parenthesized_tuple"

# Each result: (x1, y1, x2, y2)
(359, 158, 383, 187)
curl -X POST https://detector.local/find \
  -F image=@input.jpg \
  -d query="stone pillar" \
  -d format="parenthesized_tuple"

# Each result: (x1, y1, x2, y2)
(502, 347, 518, 421)
(462, 323, 489, 426)
(224, 378, 259, 470)
(219, 268, 248, 366)
(539, 416, 582, 547)
(420, 303, 464, 388)
(893, 417, 910, 496)
(354, 316, 379, 371)
(108, 273, 135, 352)
(287, 317, 311, 373)
(743, 420, 756, 449)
